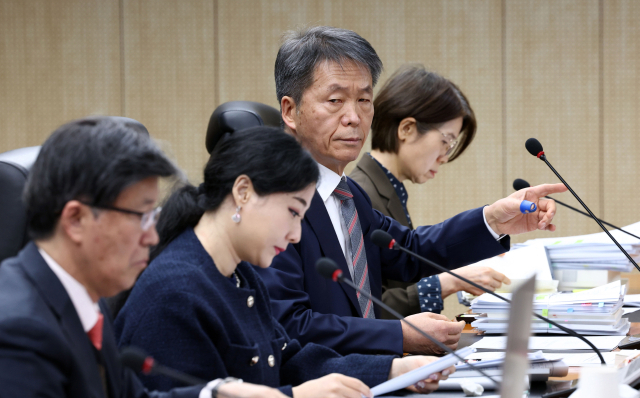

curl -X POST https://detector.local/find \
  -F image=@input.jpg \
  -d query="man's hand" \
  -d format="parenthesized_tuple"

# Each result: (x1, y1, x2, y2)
(401, 313, 465, 355)
(439, 266, 511, 298)
(484, 183, 567, 236)
(218, 381, 289, 398)
(389, 356, 455, 394)
(292, 373, 372, 398)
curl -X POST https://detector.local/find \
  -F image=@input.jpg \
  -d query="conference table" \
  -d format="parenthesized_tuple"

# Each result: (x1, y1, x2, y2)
(386, 313, 640, 398)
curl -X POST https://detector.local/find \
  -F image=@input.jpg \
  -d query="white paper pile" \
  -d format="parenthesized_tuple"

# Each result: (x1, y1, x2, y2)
(471, 281, 630, 335)
(513, 221, 640, 273)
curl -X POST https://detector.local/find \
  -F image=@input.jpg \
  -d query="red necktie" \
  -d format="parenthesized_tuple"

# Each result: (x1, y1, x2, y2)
(87, 313, 104, 351)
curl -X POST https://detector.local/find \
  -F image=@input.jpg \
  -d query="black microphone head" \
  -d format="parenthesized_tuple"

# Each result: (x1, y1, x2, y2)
(371, 229, 394, 249)
(315, 258, 340, 280)
(513, 178, 531, 191)
(120, 346, 152, 373)
(525, 138, 544, 157)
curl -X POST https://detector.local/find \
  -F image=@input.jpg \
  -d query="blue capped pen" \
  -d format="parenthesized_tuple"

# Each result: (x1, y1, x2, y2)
(520, 200, 536, 214)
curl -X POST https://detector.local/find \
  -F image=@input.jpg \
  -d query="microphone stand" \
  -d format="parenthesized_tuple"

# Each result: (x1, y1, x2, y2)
(332, 271, 502, 387)
(536, 152, 640, 273)
(545, 195, 640, 240)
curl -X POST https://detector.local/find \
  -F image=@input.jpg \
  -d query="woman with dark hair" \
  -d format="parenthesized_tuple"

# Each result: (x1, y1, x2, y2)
(115, 126, 453, 398)
(350, 65, 511, 319)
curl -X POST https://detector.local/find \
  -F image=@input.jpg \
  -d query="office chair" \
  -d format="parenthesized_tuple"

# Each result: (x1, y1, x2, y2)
(206, 101, 282, 153)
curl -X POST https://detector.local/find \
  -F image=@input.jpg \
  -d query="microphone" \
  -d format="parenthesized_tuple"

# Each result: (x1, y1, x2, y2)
(513, 178, 640, 240)
(525, 138, 640, 272)
(370, 229, 606, 365)
(120, 346, 206, 386)
(315, 258, 501, 387)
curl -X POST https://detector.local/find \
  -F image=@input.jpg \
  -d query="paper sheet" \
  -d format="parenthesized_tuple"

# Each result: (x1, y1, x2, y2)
(469, 335, 626, 351)
(370, 346, 474, 396)
(467, 244, 553, 281)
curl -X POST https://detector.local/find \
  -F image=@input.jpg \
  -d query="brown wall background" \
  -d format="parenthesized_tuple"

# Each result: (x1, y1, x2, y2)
(2, 0, 639, 315)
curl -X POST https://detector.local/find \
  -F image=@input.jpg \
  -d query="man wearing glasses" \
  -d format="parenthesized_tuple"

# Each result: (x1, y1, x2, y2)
(0, 117, 285, 398)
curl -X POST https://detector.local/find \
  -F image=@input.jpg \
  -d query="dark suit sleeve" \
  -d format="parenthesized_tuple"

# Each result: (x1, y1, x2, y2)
(380, 280, 421, 319)
(0, 317, 71, 398)
(263, 244, 405, 355)
(375, 206, 509, 283)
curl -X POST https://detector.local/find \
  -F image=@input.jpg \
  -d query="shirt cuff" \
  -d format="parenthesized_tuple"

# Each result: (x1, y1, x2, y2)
(199, 380, 220, 398)
(482, 206, 501, 240)
(416, 275, 444, 314)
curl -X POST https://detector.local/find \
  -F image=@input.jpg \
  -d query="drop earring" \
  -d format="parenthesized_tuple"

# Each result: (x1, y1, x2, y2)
(231, 206, 241, 223)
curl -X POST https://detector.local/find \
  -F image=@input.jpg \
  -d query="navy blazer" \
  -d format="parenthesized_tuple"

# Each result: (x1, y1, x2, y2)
(256, 178, 509, 356)
(0, 242, 203, 398)
(114, 229, 395, 396)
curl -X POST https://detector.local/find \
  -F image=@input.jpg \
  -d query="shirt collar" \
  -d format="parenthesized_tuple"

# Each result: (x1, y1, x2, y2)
(316, 162, 345, 202)
(38, 247, 100, 332)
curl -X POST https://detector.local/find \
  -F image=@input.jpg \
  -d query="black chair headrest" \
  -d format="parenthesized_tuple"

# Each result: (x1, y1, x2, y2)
(0, 146, 41, 263)
(206, 101, 282, 154)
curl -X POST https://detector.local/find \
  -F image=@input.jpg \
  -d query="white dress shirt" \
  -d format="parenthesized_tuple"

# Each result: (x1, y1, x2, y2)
(38, 247, 100, 333)
(315, 164, 501, 278)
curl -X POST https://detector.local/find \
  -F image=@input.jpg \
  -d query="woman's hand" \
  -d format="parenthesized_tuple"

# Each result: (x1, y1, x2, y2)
(389, 356, 455, 394)
(292, 373, 372, 398)
(439, 265, 511, 297)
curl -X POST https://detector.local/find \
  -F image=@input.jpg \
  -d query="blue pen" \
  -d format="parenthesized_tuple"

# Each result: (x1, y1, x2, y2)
(520, 200, 536, 214)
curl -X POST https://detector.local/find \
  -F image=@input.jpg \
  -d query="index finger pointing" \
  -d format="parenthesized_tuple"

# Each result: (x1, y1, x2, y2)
(525, 183, 567, 199)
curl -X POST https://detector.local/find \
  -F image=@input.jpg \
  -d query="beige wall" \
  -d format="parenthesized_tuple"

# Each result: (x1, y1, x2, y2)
(2, 1, 639, 304)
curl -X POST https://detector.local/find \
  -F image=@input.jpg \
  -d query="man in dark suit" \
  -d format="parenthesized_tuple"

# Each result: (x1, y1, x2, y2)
(256, 26, 567, 357)
(0, 117, 285, 398)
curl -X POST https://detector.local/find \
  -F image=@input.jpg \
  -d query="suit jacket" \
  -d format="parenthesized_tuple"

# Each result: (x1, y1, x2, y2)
(349, 154, 423, 318)
(114, 229, 394, 396)
(256, 177, 509, 356)
(0, 242, 203, 398)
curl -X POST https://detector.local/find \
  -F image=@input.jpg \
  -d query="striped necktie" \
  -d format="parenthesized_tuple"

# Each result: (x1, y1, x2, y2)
(333, 178, 375, 319)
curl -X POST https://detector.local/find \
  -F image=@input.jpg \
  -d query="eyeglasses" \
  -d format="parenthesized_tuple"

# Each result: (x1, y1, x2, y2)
(438, 130, 460, 157)
(80, 202, 162, 231)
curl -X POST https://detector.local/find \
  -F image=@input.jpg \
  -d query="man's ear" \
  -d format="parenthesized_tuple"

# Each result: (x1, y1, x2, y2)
(397, 117, 417, 143)
(231, 175, 254, 207)
(58, 200, 92, 244)
(281, 96, 298, 133)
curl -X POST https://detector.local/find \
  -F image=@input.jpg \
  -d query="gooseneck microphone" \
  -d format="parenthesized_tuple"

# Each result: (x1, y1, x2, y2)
(315, 257, 501, 387)
(513, 178, 640, 240)
(525, 138, 640, 272)
(370, 229, 606, 365)
(120, 346, 206, 386)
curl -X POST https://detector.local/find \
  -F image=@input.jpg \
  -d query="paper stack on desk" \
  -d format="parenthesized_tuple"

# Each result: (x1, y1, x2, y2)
(513, 221, 640, 274)
(471, 280, 630, 335)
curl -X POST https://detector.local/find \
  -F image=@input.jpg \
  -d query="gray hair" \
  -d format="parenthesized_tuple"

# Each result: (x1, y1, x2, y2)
(274, 26, 383, 107)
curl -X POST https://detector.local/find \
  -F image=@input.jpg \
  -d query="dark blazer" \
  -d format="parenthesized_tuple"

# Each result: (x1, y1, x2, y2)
(114, 229, 395, 396)
(349, 154, 422, 318)
(0, 242, 203, 398)
(256, 177, 509, 356)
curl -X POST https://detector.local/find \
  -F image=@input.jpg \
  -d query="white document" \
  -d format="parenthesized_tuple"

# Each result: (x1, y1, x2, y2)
(467, 244, 553, 282)
(370, 346, 474, 396)
(469, 335, 626, 351)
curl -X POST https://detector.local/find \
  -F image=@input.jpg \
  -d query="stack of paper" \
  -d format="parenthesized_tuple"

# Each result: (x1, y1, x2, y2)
(513, 221, 640, 273)
(471, 281, 630, 335)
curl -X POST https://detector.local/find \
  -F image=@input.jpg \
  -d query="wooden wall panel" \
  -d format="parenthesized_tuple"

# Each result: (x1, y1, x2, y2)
(603, 0, 640, 227)
(218, 0, 503, 228)
(0, 0, 120, 152)
(505, 0, 601, 243)
(122, 0, 215, 183)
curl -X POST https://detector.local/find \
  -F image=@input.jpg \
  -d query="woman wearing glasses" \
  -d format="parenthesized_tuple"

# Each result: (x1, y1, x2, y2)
(114, 126, 453, 398)
(349, 65, 510, 319)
